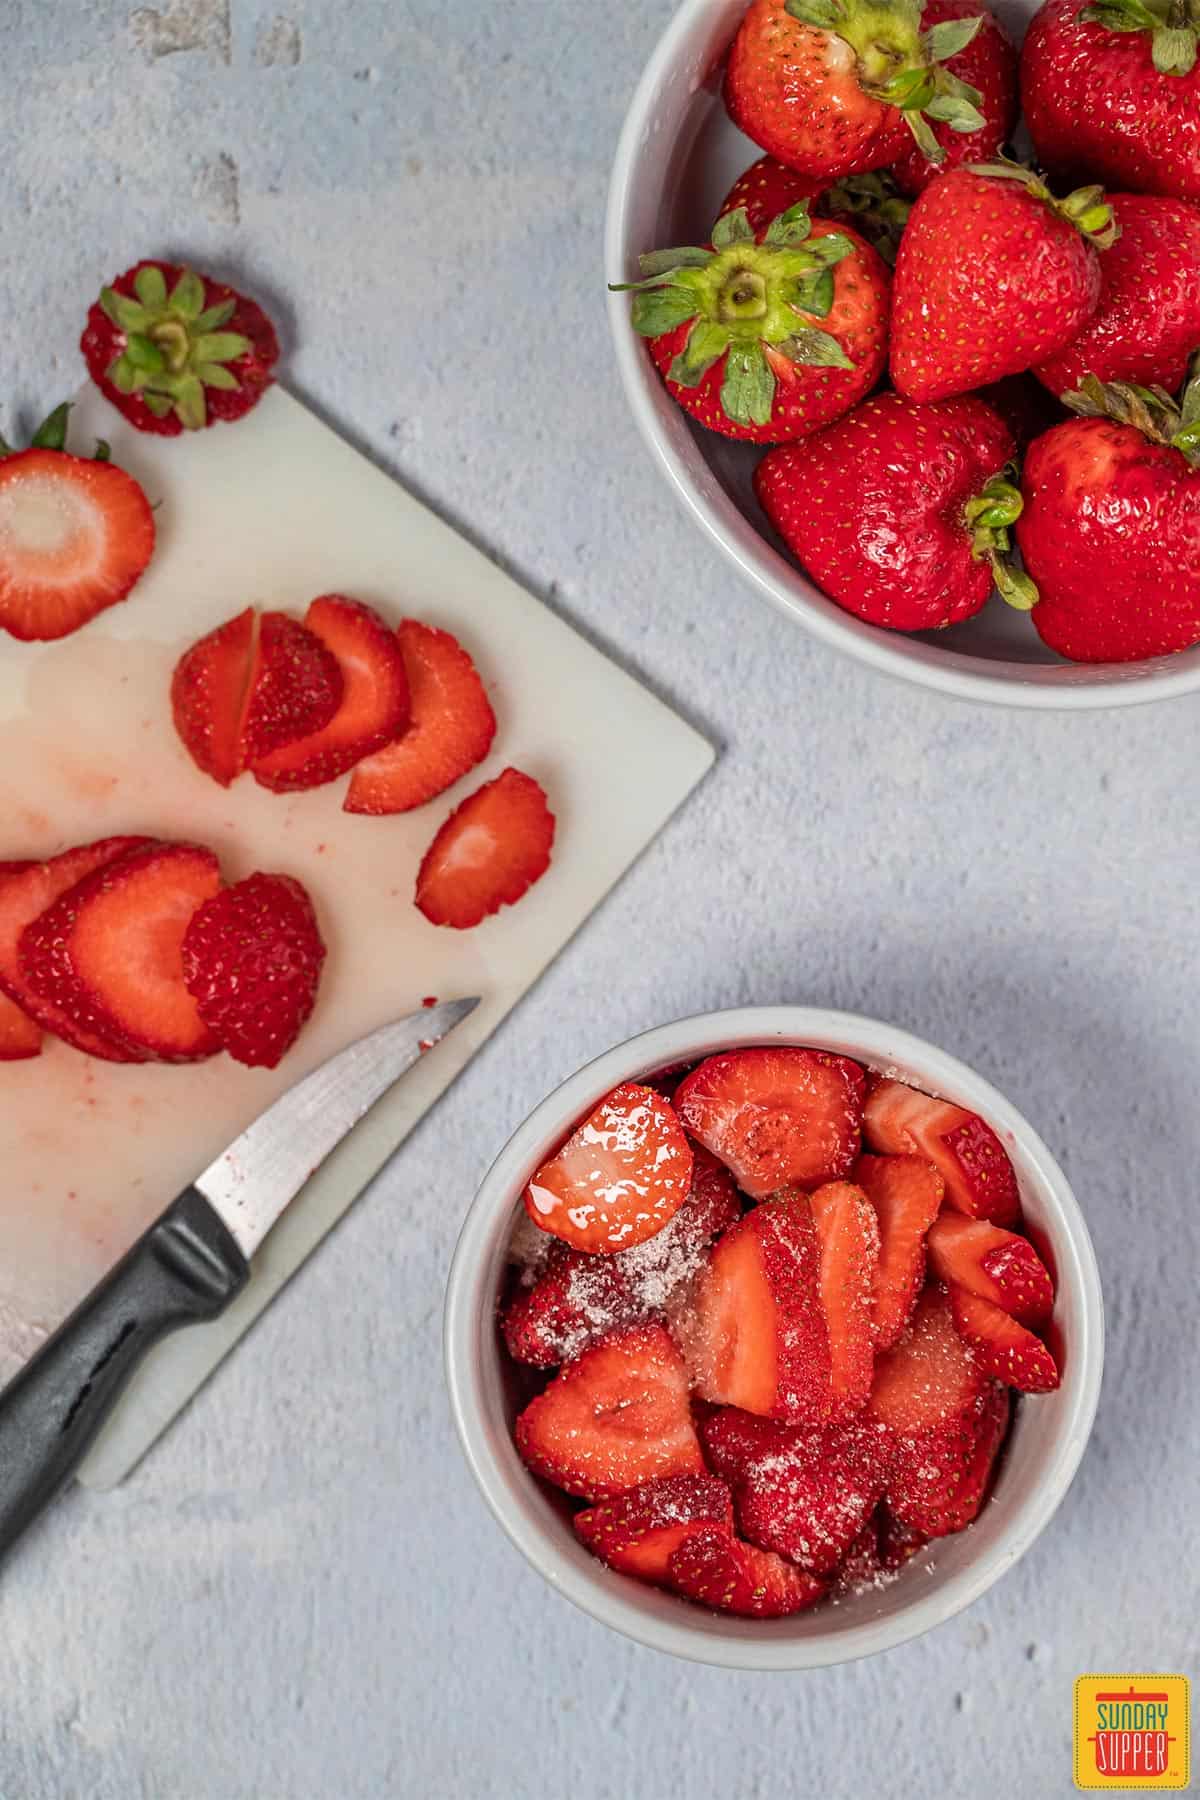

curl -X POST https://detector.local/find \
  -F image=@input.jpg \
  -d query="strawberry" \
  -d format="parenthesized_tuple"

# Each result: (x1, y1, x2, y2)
(927, 1213, 1054, 1323)
(414, 766, 554, 929)
(725, 0, 991, 183)
(615, 199, 889, 444)
(890, 164, 1115, 403)
(0, 838, 151, 1061)
(717, 156, 915, 264)
(887, 1379, 1011, 1534)
(171, 607, 256, 786)
(523, 1082, 694, 1255)
(243, 613, 345, 766)
(672, 1191, 833, 1422)
(573, 1473, 735, 1585)
(1016, 373, 1200, 661)
(0, 405, 154, 642)
(673, 1047, 864, 1197)
(854, 1153, 944, 1348)
(864, 1078, 1021, 1224)
(514, 1323, 705, 1501)
(948, 1284, 1060, 1391)
(755, 391, 1039, 628)
(1035, 195, 1200, 398)
(890, 0, 1018, 194)
(1021, 0, 1200, 204)
(718, 158, 826, 234)
(343, 620, 496, 815)
(666, 1524, 827, 1616)
(20, 842, 222, 1062)
(836, 1506, 930, 1590)
(250, 595, 410, 792)
(181, 872, 326, 1069)
(0, 866, 41, 1060)
(808, 1180, 880, 1420)
(80, 260, 279, 434)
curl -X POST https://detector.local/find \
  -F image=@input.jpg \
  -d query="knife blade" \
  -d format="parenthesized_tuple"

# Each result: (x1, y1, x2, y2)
(0, 996, 479, 1562)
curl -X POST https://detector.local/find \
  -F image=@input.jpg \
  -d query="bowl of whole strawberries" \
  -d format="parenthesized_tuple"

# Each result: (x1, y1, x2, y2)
(606, 0, 1200, 706)
(444, 1007, 1103, 1667)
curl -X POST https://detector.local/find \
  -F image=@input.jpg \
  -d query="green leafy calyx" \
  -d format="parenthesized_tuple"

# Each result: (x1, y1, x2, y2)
(1078, 0, 1199, 75)
(823, 171, 913, 265)
(1061, 357, 1200, 465)
(0, 403, 111, 463)
(967, 160, 1121, 247)
(99, 266, 248, 430)
(964, 471, 1039, 610)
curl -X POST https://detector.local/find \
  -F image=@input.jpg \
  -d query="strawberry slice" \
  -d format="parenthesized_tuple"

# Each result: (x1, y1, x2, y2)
(947, 1284, 1060, 1392)
(181, 872, 326, 1069)
(927, 1213, 1054, 1325)
(0, 865, 42, 1060)
(574, 1473, 735, 1585)
(344, 619, 497, 815)
(666, 1525, 827, 1617)
(514, 1323, 705, 1502)
(171, 606, 256, 786)
(673, 1048, 865, 1198)
(863, 1079, 1021, 1225)
(887, 1381, 1011, 1537)
(523, 1081, 694, 1254)
(20, 842, 222, 1062)
(808, 1180, 880, 1421)
(673, 1191, 832, 1422)
(835, 1507, 930, 1594)
(242, 612, 344, 766)
(250, 595, 410, 792)
(854, 1154, 944, 1349)
(415, 766, 554, 929)
(0, 838, 151, 1060)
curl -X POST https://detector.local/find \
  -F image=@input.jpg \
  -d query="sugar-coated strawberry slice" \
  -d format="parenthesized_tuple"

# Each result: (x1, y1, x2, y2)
(523, 1081, 694, 1255)
(673, 1191, 833, 1422)
(868, 1283, 987, 1436)
(864, 1079, 1021, 1225)
(674, 1048, 865, 1198)
(666, 1525, 827, 1618)
(854, 1153, 944, 1349)
(181, 872, 326, 1069)
(514, 1323, 705, 1502)
(20, 842, 222, 1063)
(250, 595, 410, 792)
(574, 1473, 735, 1586)
(415, 766, 554, 930)
(834, 1507, 930, 1595)
(808, 1180, 880, 1422)
(928, 1214, 1054, 1325)
(947, 1284, 1060, 1392)
(0, 865, 42, 1060)
(885, 1380, 1011, 1537)
(171, 606, 256, 786)
(242, 612, 344, 766)
(344, 620, 497, 815)
(0, 838, 152, 1061)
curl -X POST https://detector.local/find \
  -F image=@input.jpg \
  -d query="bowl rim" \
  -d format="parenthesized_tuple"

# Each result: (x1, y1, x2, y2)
(603, 0, 1200, 711)
(444, 1005, 1106, 1670)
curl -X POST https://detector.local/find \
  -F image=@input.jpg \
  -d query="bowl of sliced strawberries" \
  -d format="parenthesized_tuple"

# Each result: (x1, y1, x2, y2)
(606, 0, 1200, 706)
(445, 1007, 1103, 1667)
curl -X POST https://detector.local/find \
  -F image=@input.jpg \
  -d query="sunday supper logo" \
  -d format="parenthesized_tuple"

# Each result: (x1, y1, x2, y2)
(1074, 1676, 1190, 1790)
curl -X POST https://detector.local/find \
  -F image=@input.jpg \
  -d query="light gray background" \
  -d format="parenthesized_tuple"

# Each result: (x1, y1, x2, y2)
(1, 3, 1196, 1796)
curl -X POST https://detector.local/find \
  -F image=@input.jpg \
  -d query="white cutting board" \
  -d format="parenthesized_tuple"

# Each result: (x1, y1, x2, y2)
(0, 384, 713, 1488)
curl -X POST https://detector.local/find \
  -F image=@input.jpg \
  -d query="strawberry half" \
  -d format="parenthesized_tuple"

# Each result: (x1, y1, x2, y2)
(666, 1525, 827, 1617)
(927, 1213, 1054, 1324)
(948, 1284, 1060, 1392)
(344, 620, 497, 815)
(854, 1153, 944, 1349)
(808, 1179, 881, 1420)
(414, 766, 554, 930)
(674, 1047, 865, 1197)
(523, 1081, 694, 1255)
(181, 872, 326, 1070)
(514, 1323, 705, 1502)
(574, 1473, 735, 1586)
(863, 1078, 1021, 1225)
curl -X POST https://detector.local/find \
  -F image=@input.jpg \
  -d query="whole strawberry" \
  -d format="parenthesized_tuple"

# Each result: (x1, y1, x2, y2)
(890, 0, 1018, 194)
(1017, 371, 1200, 662)
(1022, 0, 1200, 203)
(719, 156, 913, 264)
(725, 0, 990, 183)
(755, 391, 1038, 628)
(1034, 193, 1200, 397)
(81, 260, 279, 434)
(614, 199, 889, 443)
(890, 163, 1115, 401)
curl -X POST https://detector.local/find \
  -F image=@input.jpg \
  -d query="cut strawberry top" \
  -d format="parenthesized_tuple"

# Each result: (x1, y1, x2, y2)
(523, 1081, 694, 1254)
(863, 1078, 1021, 1225)
(674, 1047, 865, 1197)
(415, 767, 555, 930)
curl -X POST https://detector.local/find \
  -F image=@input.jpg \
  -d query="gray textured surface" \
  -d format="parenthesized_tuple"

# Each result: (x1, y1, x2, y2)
(1, 3, 1197, 1796)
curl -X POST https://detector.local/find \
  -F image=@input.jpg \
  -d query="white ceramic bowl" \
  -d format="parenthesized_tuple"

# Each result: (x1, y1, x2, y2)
(444, 1006, 1104, 1669)
(605, 0, 1200, 708)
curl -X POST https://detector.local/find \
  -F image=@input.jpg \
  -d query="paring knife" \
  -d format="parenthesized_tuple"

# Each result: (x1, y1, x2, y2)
(0, 996, 479, 1561)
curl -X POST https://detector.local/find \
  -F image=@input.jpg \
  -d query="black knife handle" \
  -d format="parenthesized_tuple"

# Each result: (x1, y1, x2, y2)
(0, 1186, 249, 1561)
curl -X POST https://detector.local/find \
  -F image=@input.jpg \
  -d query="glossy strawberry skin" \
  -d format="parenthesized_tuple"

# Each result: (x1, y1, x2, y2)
(717, 158, 825, 234)
(891, 0, 1018, 196)
(756, 392, 1016, 630)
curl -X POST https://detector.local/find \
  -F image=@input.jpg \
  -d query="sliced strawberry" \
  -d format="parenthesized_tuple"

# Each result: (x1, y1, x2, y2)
(242, 612, 344, 765)
(673, 1191, 832, 1422)
(523, 1081, 693, 1255)
(808, 1180, 880, 1422)
(835, 1507, 930, 1594)
(514, 1323, 705, 1501)
(868, 1283, 987, 1436)
(877, 1507, 932, 1569)
(927, 1213, 1054, 1325)
(673, 1048, 865, 1198)
(0, 865, 42, 1060)
(20, 842, 222, 1062)
(666, 1525, 827, 1617)
(854, 1153, 944, 1349)
(0, 838, 151, 1061)
(344, 619, 497, 815)
(947, 1285, 1060, 1393)
(250, 595, 410, 791)
(171, 606, 256, 786)
(574, 1473, 735, 1585)
(415, 766, 554, 930)
(863, 1079, 1021, 1225)
(886, 1381, 1011, 1537)
(181, 872, 326, 1069)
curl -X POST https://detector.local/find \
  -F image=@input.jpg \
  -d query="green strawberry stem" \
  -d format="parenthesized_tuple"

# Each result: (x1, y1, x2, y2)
(967, 161, 1121, 247)
(822, 172, 912, 265)
(1062, 359, 1200, 465)
(0, 403, 110, 463)
(1078, 0, 1199, 76)
(964, 475, 1039, 610)
(99, 266, 251, 431)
